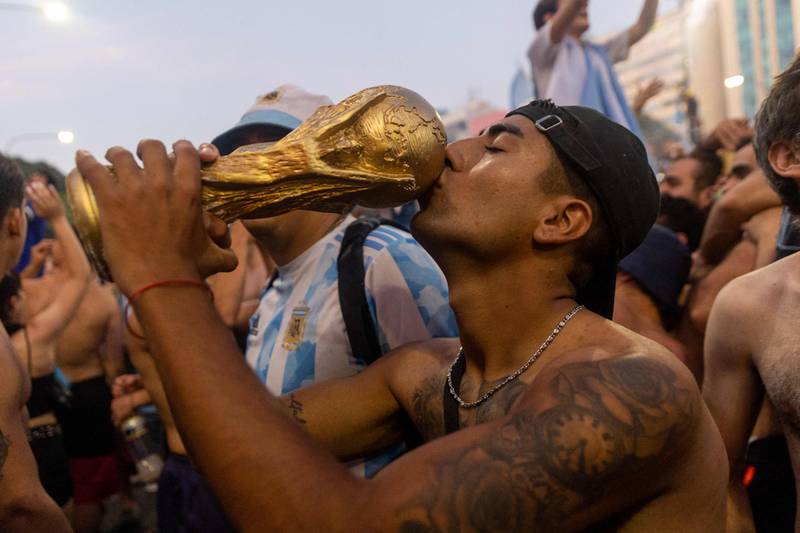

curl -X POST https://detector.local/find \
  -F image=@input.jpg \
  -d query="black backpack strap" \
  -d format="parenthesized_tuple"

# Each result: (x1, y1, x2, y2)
(337, 217, 406, 365)
(443, 355, 465, 435)
(337, 216, 424, 450)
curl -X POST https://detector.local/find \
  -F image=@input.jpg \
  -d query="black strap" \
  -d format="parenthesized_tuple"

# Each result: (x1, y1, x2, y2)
(443, 354, 466, 435)
(337, 217, 424, 450)
(337, 217, 407, 366)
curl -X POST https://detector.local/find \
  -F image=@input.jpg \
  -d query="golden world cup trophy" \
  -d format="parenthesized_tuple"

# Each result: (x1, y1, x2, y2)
(66, 85, 447, 279)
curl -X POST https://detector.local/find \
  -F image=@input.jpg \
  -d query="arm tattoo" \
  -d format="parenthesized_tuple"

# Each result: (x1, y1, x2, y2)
(0, 428, 9, 481)
(287, 394, 307, 425)
(398, 357, 696, 532)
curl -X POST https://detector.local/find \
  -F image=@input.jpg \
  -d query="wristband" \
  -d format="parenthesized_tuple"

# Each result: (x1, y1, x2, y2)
(124, 279, 212, 340)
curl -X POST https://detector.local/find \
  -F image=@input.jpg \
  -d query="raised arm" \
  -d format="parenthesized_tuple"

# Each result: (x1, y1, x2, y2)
(24, 183, 91, 344)
(688, 238, 757, 336)
(628, 0, 659, 47)
(549, 0, 585, 43)
(698, 170, 781, 265)
(18, 239, 53, 280)
(0, 332, 71, 531)
(702, 280, 762, 532)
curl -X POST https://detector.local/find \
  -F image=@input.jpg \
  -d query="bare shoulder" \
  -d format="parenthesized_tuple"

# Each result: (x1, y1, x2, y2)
(382, 337, 460, 369)
(519, 320, 706, 458)
(713, 255, 796, 322)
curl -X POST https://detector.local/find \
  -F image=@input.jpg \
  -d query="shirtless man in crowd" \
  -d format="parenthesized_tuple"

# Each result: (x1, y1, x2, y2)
(0, 180, 92, 518)
(55, 270, 125, 533)
(78, 100, 727, 531)
(0, 155, 71, 531)
(704, 53, 800, 532)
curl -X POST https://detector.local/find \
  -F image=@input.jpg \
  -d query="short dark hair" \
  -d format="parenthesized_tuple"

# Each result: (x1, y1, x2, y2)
(0, 154, 25, 222)
(541, 156, 611, 291)
(657, 194, 706, 251)
(686, 149, 722, 192)
(755, 53, 800, 217)
(0, 272, 21, 331)
(533, 0, 559, 30)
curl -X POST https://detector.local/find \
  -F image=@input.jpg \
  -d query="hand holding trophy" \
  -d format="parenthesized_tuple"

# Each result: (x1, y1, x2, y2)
(67, 86, 447, 280)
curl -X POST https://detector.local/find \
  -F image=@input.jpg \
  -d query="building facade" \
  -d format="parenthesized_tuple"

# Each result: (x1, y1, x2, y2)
(610, 0, 800, 142)
(719, 0, 800, 118)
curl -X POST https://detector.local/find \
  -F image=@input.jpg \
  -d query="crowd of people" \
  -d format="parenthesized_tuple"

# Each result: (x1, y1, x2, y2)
(1, 0, 800, 531)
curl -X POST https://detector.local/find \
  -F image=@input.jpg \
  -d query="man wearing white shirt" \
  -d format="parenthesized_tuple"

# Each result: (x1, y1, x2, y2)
(528, 0, 658, 136)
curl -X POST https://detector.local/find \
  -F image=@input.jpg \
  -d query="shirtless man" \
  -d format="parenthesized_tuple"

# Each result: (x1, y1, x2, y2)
(55, 272, 124, 533)
(704, 54, 800, 532)
(77, 100, 727, 531)
(1, 180, 93, 519)
(0, 155, 71, 531)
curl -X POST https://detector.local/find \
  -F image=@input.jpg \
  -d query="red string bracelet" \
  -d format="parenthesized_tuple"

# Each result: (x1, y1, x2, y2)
(124, 279, 213, 340)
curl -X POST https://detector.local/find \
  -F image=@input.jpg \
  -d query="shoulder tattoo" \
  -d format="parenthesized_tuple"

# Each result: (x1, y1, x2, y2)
(397, 357, 696, 532)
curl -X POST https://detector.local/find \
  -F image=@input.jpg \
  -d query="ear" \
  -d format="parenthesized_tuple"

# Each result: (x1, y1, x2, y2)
(768, 140, 800, 180)
(532, 196, 593, 246)
(5, 208, 23, 238)
(697, 184, 716, 210)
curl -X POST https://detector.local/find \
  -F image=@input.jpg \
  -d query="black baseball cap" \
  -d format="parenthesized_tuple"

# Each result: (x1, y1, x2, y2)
(507, 100, 660, 318)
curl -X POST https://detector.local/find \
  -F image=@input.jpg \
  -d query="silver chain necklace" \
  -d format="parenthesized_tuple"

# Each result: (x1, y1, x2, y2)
(447, 304, 584, 409)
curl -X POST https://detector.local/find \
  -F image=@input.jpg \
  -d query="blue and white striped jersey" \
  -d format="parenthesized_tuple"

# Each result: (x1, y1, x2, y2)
(245, 215, 457, 477)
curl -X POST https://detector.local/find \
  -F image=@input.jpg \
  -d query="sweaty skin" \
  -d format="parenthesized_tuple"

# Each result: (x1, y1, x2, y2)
(75, 115, 726, 532)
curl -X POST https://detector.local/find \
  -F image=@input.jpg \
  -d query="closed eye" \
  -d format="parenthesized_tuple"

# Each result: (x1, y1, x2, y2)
(485, 145, 503, 153)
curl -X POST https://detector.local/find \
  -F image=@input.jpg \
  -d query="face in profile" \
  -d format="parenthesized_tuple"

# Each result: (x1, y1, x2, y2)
(411, 115, 567, 261)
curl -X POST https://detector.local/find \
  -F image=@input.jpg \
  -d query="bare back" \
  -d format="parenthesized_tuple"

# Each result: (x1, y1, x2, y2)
(55, 281, 121, 383)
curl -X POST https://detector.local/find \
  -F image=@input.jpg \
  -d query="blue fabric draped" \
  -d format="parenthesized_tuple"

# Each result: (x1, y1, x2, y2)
(581, 42, 643, 140)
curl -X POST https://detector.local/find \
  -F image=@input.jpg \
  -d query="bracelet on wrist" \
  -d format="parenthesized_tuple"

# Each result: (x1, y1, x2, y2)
(124, 279, 212, 340)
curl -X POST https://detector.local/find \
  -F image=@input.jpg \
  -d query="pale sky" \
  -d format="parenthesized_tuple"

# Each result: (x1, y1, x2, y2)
(1, 0, 676, 173)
